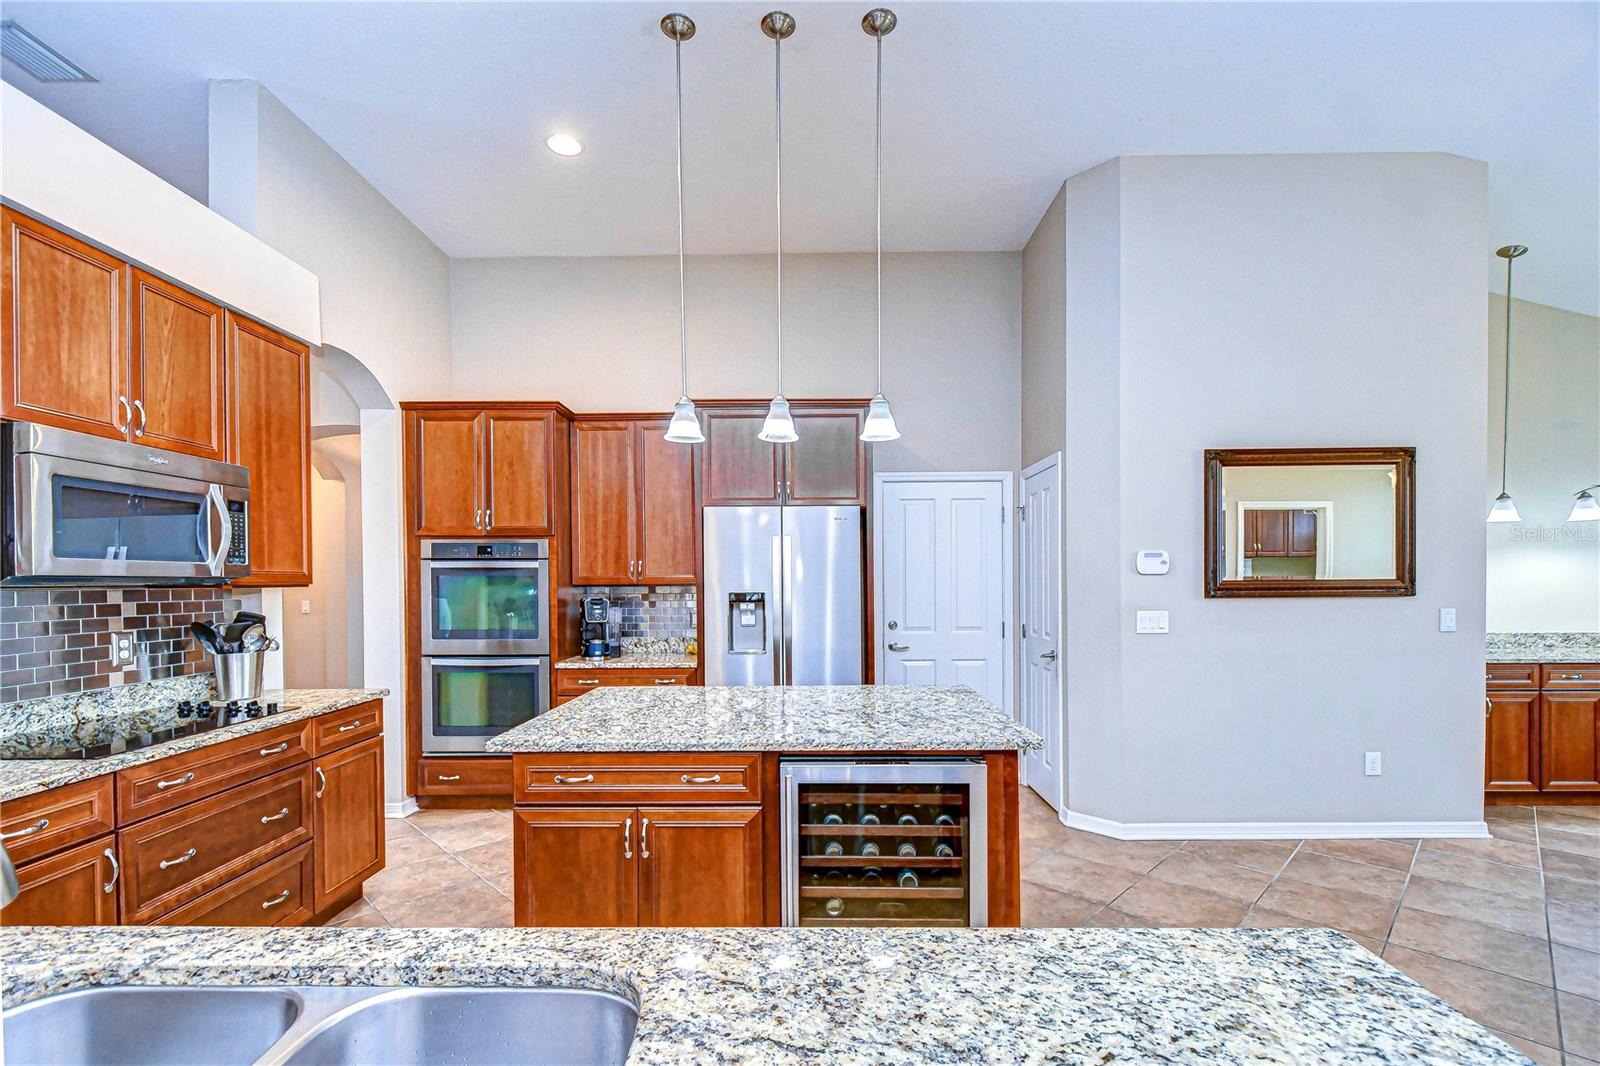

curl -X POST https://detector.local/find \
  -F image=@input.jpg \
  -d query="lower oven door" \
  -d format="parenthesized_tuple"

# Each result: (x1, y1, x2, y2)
(421, 657, 549, 754)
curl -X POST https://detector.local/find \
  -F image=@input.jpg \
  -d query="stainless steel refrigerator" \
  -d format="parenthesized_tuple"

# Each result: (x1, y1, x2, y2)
(702, 506, 863, 686)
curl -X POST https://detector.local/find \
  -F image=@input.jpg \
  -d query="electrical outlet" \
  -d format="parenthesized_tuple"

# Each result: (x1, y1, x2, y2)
(1364, 751, 1382, 776)
(1135, 610, 1169, 634)
(1438, 608, 1456, 633)
(111, 631, 136, 667)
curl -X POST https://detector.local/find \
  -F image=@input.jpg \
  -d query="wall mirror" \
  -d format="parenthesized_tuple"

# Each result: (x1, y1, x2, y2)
(1204, 447, 1416, 598)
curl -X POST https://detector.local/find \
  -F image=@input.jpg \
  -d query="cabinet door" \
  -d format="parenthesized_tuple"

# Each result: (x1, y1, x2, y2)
(572, 421, 637, 584)
(414, 410, 483, 536)
(130, 269, 226, 460)
(227, 313, 311, 586)
(1289, 510, 1318, 557)
(485, 410, 554, 535)
(702, 410, 781, 505)
(1253, 510, 1290, 556)
(1485, 692, 1540, 791)
(1541, 692, 1600, 791)
(514, 808, 638, 927)
(638, 807, 762, 926)
(0, 836, 118, 926)
(635, 421, 697, 584)
(1, 208, 129, 439)
(313, 735, 385, 913)
(786, 409, 866, 505)
(1242, 511, 1259, 557)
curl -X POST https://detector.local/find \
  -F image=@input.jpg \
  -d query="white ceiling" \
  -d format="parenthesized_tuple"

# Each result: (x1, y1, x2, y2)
(3, 2, 1596, 314)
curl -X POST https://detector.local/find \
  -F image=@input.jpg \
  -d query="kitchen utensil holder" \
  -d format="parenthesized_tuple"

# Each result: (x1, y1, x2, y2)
(212, 636, 280, 703)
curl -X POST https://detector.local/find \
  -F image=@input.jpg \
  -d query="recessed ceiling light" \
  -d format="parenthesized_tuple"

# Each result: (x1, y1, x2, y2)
(545, 133, 583, 157)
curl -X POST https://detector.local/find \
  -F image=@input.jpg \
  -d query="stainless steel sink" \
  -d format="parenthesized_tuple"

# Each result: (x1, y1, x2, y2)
(2, 986, 303, 1066)
(4, 985, 638, 1066)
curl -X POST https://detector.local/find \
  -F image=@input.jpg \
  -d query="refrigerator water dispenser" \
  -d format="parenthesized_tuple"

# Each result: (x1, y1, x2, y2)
(727, 592, 767, 654)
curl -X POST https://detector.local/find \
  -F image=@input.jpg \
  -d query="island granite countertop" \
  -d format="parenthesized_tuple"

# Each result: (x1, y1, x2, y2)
(0, 924, 1522, 1064)
(486, 684, 1042, 753)
(0, 688, 388, 803)
(1486, 632, 1600, 663)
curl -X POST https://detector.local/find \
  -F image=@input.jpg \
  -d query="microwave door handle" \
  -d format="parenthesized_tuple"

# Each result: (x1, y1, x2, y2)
(203, 486, 232, 576)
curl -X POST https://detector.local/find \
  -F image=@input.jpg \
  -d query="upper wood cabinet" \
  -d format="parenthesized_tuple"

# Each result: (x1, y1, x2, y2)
(2, 207, 128, 439)
(130, 269, 226, 460)
(408, 405, 562, 537)
(699, 403, 868, 507)
(227, 312, 312, 587)
(571, 419, 696, 585)
(1289, 510, 1317, 556)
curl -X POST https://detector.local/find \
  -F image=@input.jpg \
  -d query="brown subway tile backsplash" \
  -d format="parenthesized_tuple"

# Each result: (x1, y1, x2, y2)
(0, 587, 241, 705)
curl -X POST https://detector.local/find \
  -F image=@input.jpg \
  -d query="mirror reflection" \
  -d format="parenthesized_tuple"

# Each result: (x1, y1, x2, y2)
(1220, 464, 1399, 581)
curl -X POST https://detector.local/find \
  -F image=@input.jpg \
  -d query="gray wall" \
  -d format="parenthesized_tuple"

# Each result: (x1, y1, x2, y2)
(1021, 185, 1066, 469)
(451, 251, 1022, 474)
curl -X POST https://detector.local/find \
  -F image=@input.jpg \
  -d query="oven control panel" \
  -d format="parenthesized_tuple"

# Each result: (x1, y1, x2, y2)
(424, 539, 548, 560)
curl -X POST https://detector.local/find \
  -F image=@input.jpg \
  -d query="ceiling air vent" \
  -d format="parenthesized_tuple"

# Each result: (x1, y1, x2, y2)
(1, 21, 94, 83)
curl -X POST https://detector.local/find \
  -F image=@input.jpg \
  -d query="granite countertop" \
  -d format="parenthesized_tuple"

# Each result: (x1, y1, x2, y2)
(1486, 632, 1600, 663)
(0, 688, 388, 803)
(555, 652, 698, 671)
(0, 924, 1522, 1063)
(487, 684, 1041, 753)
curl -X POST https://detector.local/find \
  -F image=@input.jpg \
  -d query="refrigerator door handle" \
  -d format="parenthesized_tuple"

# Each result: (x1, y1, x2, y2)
(771, 534, 785, 685)
(782, 533, 795, 687)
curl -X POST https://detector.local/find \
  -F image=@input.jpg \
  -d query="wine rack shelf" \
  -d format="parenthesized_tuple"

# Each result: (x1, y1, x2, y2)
(800, 856, 963, 868)
(801, 824, 962, 837)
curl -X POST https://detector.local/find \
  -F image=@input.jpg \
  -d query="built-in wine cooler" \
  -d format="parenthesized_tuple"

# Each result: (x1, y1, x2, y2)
(780, 759, 988, 927)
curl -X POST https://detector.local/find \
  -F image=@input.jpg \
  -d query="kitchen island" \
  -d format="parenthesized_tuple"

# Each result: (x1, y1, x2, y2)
(485, 685, 1041, 929)
(0, 923, 1524, 1063)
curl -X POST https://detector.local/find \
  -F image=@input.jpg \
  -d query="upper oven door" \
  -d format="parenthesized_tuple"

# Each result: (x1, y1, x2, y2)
(420, 557, 549, 655)
(10, 451, 243, 583)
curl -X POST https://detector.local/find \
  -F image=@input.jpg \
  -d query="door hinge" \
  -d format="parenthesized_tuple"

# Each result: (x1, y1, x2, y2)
(1021, 622, 1028, 638)
(1000, 506, 1006, 525)
(1000, 621, 1006, 638)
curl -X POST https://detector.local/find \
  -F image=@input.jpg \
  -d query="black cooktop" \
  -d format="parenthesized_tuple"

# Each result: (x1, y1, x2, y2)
(3, 700, 300, 760)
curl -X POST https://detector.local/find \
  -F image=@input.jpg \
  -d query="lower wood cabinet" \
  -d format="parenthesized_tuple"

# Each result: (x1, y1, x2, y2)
(1487, 663, 1600, 799)
(0, 836, 119, 926)
(312, 735, 386, 913)
(1485, 691, 1540, 792)
(155, 843, 314, 927)
(513, 805, 762, 928)
(1541, 692, 1600, 791)
(417, 755, 513, 797)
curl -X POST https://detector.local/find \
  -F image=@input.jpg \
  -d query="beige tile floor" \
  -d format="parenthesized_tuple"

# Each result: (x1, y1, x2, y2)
(331, 797, 1600, 1065)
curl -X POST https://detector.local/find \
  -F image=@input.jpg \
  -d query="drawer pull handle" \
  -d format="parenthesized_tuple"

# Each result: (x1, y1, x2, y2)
(1555, 672, 1589, 680)
(338, 721, 361, 733)
(155, 772, 196, 790)
(260, 807, 290, 824)
(1, 817, 49, 841)
(102, 847, 119, 894)
(159, 847, 197, 869)
(437, 773, 462, 782)
(1484, 674, 1494, 682)
(653, 678, 678, 685)
(261, 889, 292, 910)
(259, 742, 291, 756)
(554, 773, 595, 785)
(680, 773, 722, 784)
(575, 679, 600, 687)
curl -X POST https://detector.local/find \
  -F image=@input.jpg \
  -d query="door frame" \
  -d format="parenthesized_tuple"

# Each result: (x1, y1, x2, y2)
(871, 469, 1015, 715)
(1019, 452, 1064, 812)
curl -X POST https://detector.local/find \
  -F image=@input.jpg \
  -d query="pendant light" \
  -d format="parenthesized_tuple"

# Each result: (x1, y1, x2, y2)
(859, 8, 901, 443)
(1570, 485, 1600, 522)
(661, 13, 704, 444)
(758, 11, 799, 444)
(1487, 244, 1527, 523)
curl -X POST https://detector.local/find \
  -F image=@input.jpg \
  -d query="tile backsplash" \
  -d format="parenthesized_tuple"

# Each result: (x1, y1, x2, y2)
(578, 586, 697, 641)
(0, 587, 241, 705)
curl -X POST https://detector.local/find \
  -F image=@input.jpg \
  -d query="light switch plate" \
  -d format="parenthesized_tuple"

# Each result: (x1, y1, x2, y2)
(300, 599, 312, 615)
(1365, 751, 1383, 776)
(1135, 610, 1169, 634)
(1438, 608, 1456, 632)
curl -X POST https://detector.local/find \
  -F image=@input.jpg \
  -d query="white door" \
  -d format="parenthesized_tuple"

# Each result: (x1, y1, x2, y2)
(879, 480, 1007, 707)
(1020, 457, 1062, 810)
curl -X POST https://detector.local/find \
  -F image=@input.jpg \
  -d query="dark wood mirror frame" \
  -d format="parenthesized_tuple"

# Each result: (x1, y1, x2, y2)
(1204, 447, 1417, 598)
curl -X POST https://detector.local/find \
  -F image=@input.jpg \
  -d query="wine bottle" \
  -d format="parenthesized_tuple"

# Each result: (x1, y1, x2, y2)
(859, 812, 881, 826)
(860, 867, 884, 885)
(896, 841, 918, 857)
(897, 870, 919, 888)
(934, 814, 956, 827)
(859, 841, 881, 857)
(822, 812, 844, 825)
(933, 843, 955, 858)
(824, 897, 845, 917)
(897, 813, 919, 826)
(823, 841, 845, 856)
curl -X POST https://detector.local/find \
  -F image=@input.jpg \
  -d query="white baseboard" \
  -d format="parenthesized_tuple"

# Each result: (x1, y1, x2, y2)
(384, 797, 419, 820)
(1062, 808, 1490, 841)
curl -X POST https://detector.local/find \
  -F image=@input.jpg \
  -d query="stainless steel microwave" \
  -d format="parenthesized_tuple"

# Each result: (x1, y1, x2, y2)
(3, 421, 250, 584)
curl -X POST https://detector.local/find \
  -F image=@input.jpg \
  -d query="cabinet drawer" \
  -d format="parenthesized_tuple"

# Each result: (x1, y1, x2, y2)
(514, 753, 761, 805)
(1486, 663, 1541, 690)
(118, 763, 313, 923)
(419, 756, 512, 796)
(117, 720, 313, 823)
(554, 669, 695, 695)
(0, 776, 115, 865)
(310, 701, 383, 755)
(1543, 664, 1600, 691)
(154, 842, 313, 927)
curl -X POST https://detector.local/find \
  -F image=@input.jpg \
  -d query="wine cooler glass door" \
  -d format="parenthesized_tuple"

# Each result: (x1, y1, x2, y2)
(780, 760, 988, 927)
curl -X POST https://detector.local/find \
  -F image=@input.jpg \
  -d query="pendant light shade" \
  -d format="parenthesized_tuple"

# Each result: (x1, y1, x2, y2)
(1570, 486, 1600, 522)
(1488, 244, 1526, 523)
(859, 8, 900, 443)
(758, 11, 798, 445)
(660, 12, 704, 445)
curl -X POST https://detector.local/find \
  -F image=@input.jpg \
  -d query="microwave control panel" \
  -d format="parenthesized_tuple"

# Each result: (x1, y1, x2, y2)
(225, 500, 249, 565)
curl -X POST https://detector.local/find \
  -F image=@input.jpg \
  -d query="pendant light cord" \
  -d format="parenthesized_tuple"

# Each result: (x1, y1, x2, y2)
(774, 29, 784, 397)
(1501, 253, 1513, 495)
(674, 33, 689, 397)
(874, 31, 883, 396)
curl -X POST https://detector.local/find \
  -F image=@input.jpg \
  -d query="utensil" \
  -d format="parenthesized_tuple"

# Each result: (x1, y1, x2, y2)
(189, 621, 222, 653)
(241, 624, 269, 651)
(222, 619, 253, 651)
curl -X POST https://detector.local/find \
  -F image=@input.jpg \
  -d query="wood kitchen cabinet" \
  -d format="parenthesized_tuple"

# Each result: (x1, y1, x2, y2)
(571, 418, 696, 585)
(1243, 509, 1315, 559)
(1289, 511, 1317, 556)
(1541, 691, 1600, 791)
(130, 269, 226, 460)
(1487, 662, 1600, 801)
(1484, 691, 1540, 792)
(638, 806, 763, 926)
(514, 807, 639, 927)
(0, 836, 120, 926)
(408, 405, 562, 537)
(312, 734, 386, 912)
(699, 403, 868, 507)
(227, 312, 312, 587)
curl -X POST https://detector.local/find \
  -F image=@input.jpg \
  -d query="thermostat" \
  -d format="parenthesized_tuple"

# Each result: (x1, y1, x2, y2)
(1136, 550, 1170, 576)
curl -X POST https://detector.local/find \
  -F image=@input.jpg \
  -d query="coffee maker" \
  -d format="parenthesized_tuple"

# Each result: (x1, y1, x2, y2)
(580, 596, 621, 660)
